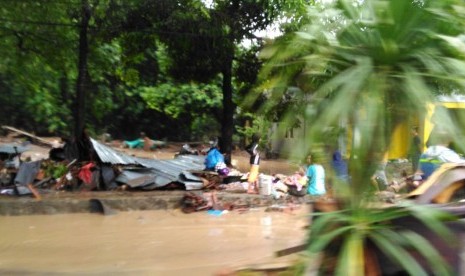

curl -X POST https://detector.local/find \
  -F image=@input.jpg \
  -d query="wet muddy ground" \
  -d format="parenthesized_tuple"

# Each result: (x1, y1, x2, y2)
(0, 135, 413, 275)
(0, 136, 311, 274)
(0, 207, 310, 275)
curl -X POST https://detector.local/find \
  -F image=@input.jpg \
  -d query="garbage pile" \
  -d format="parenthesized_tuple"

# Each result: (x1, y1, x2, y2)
(0, 134, 220, 197)
(0, 127, 320, 206)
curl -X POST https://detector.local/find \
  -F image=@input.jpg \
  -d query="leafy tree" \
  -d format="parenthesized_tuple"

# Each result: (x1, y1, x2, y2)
(128, 0, 308, 157)
(139, 81, 223, 140)
(0, 0, 77, 134)
(0, 1, 157, 138)
(0, 0, 308, 145)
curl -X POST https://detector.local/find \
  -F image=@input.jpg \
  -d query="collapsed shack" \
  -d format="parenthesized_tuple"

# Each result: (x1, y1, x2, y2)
(0, 127, 319, 215)
(89, 138, 210, 191)
(0, 130, 308, 215)
(46, 137, 218, 192)
(0, 128, 247, 197)
(0, 143, 30, 186)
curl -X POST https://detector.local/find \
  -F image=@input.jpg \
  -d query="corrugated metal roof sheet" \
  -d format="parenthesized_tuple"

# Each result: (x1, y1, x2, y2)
(115, 169, 172, 189)
(90, 138, 206, 190)
(90, 138, 139, 165)
(135, 156, 205, 173)
(0, 144, 29, 154)
(130, 156, 205, 189)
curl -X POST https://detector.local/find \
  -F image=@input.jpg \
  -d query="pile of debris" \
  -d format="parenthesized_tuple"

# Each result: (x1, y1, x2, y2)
(0, 128, 244, 191)
(0, 126, 315, 217)
(0, 127, 245, 197)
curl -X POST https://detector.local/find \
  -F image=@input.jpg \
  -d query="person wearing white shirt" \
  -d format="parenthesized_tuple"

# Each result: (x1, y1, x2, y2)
(417, 131, 465, 180)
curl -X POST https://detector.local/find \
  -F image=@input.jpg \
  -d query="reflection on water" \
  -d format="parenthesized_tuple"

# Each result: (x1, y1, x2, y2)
(0, 207, 309, 275)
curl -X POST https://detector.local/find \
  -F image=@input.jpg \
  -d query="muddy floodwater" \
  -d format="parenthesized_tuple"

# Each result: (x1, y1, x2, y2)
(0, 207, 310, 275)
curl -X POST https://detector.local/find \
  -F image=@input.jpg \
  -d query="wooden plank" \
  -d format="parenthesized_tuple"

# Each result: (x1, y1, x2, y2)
(2, 125, 54, 147)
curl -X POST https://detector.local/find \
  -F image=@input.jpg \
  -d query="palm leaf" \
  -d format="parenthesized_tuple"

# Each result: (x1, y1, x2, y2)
(308, 224, 352, 253)
(369, 229, 429, 276)
(406, 204, 457, 246)
(355, 207, 409, 224)
(312, 58, 372, 120)
(402, 230, 453, 276)
(334, 231, 364, 276)
(256, 0, 465, 273)
(308, 210, 349, 236)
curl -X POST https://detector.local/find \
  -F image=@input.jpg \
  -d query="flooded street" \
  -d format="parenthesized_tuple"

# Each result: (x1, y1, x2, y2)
(0, 207, 310, 275)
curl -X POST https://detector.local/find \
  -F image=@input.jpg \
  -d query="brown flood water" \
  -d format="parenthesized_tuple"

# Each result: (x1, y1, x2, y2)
(0, 207, 310, 275)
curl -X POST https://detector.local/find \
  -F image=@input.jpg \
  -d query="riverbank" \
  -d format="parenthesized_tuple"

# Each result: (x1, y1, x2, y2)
(0, 189, 314, 216)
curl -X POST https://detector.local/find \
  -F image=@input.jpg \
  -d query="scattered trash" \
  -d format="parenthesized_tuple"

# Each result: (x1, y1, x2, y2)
(207, 210, 226, 216)
(5, 125, 452, 216)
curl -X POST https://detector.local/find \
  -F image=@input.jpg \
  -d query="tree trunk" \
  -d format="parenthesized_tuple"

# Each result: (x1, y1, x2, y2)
(220, 54, 234, 165)
(74, 0, 91, 137)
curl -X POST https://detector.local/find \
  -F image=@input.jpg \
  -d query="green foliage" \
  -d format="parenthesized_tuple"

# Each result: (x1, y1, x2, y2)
(138, 81, 223, 140)
(309, 203, 457, 275)
(132, 0, 308, 151)
(140, 82, 222, 119)
(0, 0, 76, 134)
(235, 45, 263, 98)
(191, 115, 221, 142)
(0, 0, 306, 145)
(235, 113, 272, 148)
(256, 0, 465, 274)
(42, 161, 68, 179)
(258, 0, 465, 190)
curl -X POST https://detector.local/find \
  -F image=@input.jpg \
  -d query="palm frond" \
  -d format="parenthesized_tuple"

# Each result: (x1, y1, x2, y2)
(334, 231, 364, 276)
(370, 229, 429, 276)
(402, 230, 453, 276)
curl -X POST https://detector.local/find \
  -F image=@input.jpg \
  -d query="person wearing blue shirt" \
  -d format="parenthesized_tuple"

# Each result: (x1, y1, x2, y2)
(306, 153, 326, 195)
(331, 150, 348, 183)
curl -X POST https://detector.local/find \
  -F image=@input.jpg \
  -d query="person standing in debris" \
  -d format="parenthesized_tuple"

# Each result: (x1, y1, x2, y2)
(331, 150, 349, 183)
(246, 134, 261, 194)
(410, 127, 422, 173)
(306, 152, 326, 196)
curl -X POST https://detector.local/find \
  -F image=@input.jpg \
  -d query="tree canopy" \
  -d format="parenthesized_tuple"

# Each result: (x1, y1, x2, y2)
(0, 0, 306, 151)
